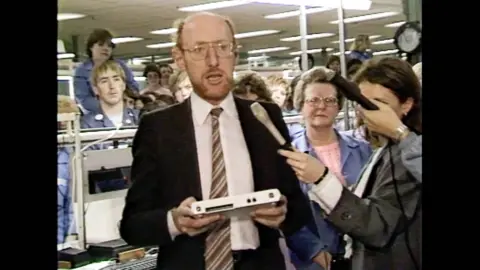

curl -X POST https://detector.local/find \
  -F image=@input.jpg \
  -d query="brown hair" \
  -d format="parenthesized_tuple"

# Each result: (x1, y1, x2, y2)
(293, 67, 345, 111)
(326, 55, 340, 69)
(86, 29, 115, 58)
(169, 70, 189, 93)
(353, 57, 422, 133)
(234, 72, 272, 102)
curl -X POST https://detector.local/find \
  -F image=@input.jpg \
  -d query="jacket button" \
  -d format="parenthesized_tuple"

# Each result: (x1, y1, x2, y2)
(341, 212, 352, 220)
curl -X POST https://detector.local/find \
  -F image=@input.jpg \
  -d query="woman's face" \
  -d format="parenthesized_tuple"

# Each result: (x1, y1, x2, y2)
(328, 61, 340, 73)
(124, 96, 135, 109)
(134, 99, 143, 110)
(160, 66, 172, 82)
(147, 71, 160, 86)
(270, 85, 287, 107)
(301, 83, 340, 129)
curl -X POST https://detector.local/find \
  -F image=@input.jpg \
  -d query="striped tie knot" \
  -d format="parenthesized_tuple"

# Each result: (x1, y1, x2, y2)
(210, 107, 223, 119)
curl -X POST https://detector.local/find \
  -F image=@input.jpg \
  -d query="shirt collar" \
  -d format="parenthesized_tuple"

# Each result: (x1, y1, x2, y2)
(190, 90, 238, 125)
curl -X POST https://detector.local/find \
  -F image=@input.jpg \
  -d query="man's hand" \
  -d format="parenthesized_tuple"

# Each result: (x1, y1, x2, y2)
(250, 195, 287, 229)
(313, 251, 332, 269)
(277, 149, 326, 184)
(357, 100, 405, 140)
(171, 197, 223, 237)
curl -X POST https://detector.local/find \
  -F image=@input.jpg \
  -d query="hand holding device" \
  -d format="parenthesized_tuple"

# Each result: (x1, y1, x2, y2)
(172, 197, 223, 237)
(251, 195, 288, 229)
(313, 251, 332, 269)
(277, 149, 326, 184)
(357, 99, 408, 140)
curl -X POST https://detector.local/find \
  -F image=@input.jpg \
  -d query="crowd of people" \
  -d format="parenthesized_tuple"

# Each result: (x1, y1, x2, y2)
(58, 13, 422, 270)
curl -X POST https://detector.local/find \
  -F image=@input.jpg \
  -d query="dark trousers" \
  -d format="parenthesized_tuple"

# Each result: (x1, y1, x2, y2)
(233, 248, 287, 270)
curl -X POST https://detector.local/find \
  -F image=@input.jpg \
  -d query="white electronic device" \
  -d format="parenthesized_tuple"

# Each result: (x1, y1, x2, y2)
(191, 189, 282, 217)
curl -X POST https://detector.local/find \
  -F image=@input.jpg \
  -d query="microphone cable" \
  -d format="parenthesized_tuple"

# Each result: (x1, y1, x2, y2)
(388, 141, 420, 270)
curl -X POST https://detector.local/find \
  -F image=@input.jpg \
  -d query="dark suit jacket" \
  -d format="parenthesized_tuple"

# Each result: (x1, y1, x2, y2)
(120, 97, 311, 270)
(326, 142, 422, 270)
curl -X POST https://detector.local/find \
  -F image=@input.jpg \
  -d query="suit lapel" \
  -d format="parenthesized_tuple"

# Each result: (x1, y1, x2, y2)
(168, 99, 203, 200)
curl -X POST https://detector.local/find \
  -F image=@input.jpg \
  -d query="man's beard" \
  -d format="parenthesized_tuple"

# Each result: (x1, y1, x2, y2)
(191, 77, 235, 101)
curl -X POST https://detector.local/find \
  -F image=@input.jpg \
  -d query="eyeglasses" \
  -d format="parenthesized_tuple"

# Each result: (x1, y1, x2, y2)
(182, 41, 235, 61)
(305, 96, 338, 107)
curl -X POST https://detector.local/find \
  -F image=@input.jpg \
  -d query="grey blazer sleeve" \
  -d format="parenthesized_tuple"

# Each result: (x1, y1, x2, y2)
(399, 133, 422, 183)
(326, 147, 421, 249)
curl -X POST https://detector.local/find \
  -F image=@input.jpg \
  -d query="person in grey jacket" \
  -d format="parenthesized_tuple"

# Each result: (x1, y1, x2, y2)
(278, 57, 422, 270)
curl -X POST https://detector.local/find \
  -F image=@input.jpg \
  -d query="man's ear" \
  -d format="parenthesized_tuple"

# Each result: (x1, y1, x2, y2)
(92, 85, 99, 96)
(172, 47, 185, 70)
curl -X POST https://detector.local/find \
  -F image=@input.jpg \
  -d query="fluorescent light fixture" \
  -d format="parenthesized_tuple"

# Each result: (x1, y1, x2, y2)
(265, 7, 333, 19)
(156, 57, 173, 62)
(373, 49, 398, 56)
(57, 13, 86, 21)
(330, 11, 399, 24)
(256, 0, 371, 10)
(248, 47, 290, 54)
(235, 30, 280, 39)
(247, 55, 270, 61)
(151, 28, 178, 35)
(333, 51, 351, 55)
(331, 35, 381, 44)
(372, 38, 394, 45)
(281, 32, 335, 42)
(178, 0, 250, 12)
(151, 28, 278, 39)
(385, 21, 406, 28)
(111, 37, 144, 44)
(58, 53, 75, 59)
(290, 48, 334, 55)
(146, 42, 176, 49)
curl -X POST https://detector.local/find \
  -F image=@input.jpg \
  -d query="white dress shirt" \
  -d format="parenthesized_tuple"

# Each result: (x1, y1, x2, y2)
(167, 91, 260, 250)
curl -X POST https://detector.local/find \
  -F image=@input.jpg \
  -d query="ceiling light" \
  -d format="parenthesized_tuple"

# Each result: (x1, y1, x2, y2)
(265, 7, 333, 19)
(248, 47, 290, 54)
(112, 37, 144, 44)
(57, 13, 86, 21)
(373, 49, 398, 56)
(235, 30, 280, 39)
(247, 55, 270, 61)
(372, 38, 394, 45)
(290, 48, 334, 55)
(178, 0, 251, 12)
(331, 35, 381, 44)
(151, 28, 178, 35)
(156, 57, 173, 62)
(58, 53, 75, 59)
(330, 11, 399, 24)
(146, 42, 176, 49)
(256, 0, 371, 10)
(281, 32, 335, 42)
(385, 21, 406, 28)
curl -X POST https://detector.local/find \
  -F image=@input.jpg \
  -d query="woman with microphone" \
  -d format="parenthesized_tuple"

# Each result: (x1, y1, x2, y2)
(279, 57, 422, 270)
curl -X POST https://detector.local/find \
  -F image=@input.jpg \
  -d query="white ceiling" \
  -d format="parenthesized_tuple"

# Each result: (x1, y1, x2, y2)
(58, 0, 405, 61)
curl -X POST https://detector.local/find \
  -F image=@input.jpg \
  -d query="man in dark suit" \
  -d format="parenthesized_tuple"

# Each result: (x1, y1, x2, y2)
(120, 12, 311, 270)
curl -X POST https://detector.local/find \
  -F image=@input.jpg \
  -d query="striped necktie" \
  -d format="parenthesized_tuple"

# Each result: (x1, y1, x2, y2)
(204, 107, 234, 270)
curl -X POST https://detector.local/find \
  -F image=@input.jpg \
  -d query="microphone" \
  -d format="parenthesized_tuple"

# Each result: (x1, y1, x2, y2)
(250, 102, 293, 150)
(320, 67, 379, 111)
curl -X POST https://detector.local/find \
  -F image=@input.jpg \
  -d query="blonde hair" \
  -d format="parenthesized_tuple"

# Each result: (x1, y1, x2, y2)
(90, 60, 126, 86)
(168, 70, 189, 93)
(265, 75, 291, 107)
(350, 34, 371, 52)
